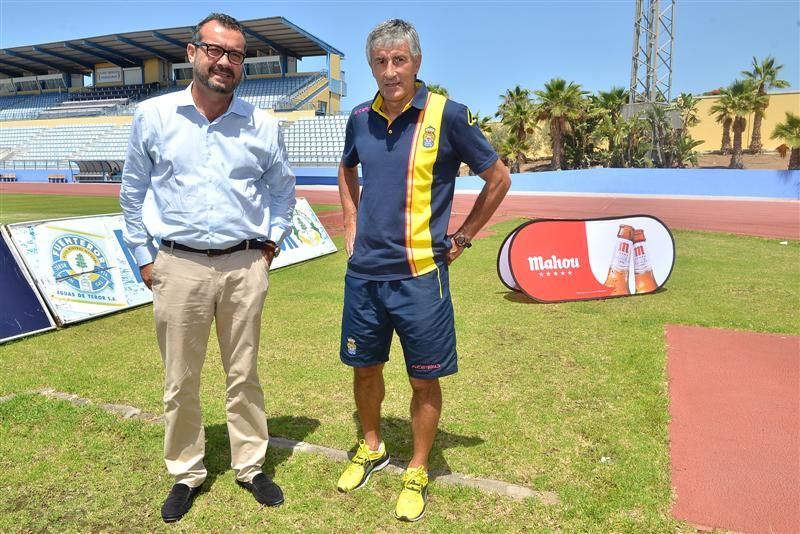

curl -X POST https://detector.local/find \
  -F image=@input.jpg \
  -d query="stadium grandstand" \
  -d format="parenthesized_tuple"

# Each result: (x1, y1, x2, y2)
(0, 17, 349, 181)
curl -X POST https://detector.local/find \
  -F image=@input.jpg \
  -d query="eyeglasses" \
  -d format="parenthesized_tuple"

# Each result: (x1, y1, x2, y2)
(192, 42, 246, 65)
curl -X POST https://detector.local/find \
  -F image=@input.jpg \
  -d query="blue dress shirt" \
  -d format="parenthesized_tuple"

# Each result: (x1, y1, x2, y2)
(119, 84, 296, 266)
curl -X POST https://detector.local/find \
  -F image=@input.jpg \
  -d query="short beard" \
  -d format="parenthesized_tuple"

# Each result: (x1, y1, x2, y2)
(193, 63, 241, 95)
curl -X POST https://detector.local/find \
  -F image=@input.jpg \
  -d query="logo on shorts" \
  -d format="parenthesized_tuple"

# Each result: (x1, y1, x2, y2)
(411, 363, 441, 371)
(50, 234, 112, 293)
(346, 337, 357, 355)
(422, 126, 436, 148)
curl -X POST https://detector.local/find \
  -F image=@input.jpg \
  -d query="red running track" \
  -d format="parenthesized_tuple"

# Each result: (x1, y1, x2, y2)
(2, 183, 798, 240)
(667, 325, 800, 533)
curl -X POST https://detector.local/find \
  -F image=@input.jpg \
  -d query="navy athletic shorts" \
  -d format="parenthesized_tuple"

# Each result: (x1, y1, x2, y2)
(340, 266, 457, 379)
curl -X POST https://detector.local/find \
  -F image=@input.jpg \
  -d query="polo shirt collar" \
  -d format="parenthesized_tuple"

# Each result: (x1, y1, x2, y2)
(409, 80, 429, 109)
(178, 82, 248, 118)
(370, 80, 429, 119)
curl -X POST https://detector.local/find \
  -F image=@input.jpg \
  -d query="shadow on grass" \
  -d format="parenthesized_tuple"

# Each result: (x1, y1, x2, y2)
(350, 412, 484, 480)
(500, 287, 669, 304)
(501, 290, 535, 304)
(203, 415, 320, 490)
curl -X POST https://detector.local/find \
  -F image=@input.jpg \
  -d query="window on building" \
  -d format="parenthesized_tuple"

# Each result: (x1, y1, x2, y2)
(173, 67, 193, 81)
(244, 56, 282, 77)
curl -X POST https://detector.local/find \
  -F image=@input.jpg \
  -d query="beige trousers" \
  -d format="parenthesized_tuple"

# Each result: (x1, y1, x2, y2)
(151, 247, 270, 487)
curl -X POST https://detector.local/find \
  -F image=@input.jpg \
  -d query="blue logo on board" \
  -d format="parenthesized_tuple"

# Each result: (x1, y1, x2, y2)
(50, 234, 113, 293)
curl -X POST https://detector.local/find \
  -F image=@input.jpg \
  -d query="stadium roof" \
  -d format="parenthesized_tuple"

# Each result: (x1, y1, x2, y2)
(0, 17, 344, 77)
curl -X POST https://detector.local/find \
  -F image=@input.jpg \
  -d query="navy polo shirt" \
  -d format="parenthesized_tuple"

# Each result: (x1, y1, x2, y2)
(342, 82, 498, 281)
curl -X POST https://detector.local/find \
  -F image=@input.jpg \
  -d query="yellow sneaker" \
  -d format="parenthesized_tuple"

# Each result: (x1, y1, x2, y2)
(336, 440, 390, 492)
(394, 465, 429, 522)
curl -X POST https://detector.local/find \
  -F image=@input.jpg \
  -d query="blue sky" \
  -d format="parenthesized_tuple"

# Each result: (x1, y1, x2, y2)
(0, 0, 797, 115)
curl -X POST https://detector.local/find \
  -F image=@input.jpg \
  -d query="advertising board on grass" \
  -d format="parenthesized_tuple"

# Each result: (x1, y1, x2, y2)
(3, 197, 337, 329)
(0, 230, 56, 343)
(7, 214, 153, 325)
(498, 215, 675, 303)
(271, 197, 337, 269)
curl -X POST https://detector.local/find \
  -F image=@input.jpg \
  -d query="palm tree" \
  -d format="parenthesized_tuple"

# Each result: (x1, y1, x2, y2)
(497, 131, 531, 174)
(497, 85, 530, 114)
(499, 99, 536, 144)
(426, 83, 450, 98)
(534, 78, 587, 170)
(742, 56, 789, 153)
(563, 99, 603, 169)
(645, 104, 673, 168)
(594, 115, 631, 167)
(496, 86, 536, 171)
(496, 86, 534, 137)
(595, 87, 628, 123)
(594, 87, 629, 164)
(771, 112, 800, 170)
(726, 79, 767, 169)
(673, 93, 700, 131)
(709, 90, 734, 155)
(673, 135, 704, 168)
(666, 93, 704, 168)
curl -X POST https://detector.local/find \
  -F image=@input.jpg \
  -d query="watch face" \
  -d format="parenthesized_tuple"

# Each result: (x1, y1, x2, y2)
(454, 234, 470, 247)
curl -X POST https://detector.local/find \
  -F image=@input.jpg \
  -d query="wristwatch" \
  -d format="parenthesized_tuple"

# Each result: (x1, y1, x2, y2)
(265, 240, 280, 257)
(451, 231, 472, 249)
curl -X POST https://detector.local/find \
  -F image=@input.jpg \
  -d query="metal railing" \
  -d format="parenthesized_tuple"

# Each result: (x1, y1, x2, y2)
(0, 159, 68, 170)
(274, 73, 327, 111)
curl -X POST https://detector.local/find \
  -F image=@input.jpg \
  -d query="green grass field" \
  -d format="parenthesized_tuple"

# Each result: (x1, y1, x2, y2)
(1, 194, 798, 532)
(0, 193, 340, 225)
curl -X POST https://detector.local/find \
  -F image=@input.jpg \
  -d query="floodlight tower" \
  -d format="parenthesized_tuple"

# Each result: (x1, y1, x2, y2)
(629, 0, 676, 104)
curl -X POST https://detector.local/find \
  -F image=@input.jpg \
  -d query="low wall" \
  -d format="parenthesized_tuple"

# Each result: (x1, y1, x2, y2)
(297, 167, 799, 200)
(458, 168, 800, 200)
(0, 168, 74, 183)
(5, 166, 799, 200)
(294, 166, 341, 186)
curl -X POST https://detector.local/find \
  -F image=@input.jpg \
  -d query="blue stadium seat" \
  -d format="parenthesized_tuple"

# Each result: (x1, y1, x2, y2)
(0, 76, 348, 170)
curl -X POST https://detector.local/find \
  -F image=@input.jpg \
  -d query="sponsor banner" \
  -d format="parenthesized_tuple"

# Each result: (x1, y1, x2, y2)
(96, 67, 122, 84)
(4, 199, 336, 326)
(0, 229, 56, 343)
(271, 197, 337, 269)
(499, 215, 675, 303)
(497, 228, 520, 292)
(7, 214, 153, 325)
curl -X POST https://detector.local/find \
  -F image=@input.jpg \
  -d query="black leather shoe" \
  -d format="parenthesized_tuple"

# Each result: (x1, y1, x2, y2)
(161, 483, 203, 523)
(237, 473, 284, 506)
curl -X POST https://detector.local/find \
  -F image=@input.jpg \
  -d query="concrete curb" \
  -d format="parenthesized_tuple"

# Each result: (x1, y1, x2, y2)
(7, 389, 558, 505)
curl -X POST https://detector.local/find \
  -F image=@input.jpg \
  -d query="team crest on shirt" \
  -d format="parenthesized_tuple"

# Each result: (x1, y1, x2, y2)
(422, 126, 436, 148)
(347, 337, 357, 355)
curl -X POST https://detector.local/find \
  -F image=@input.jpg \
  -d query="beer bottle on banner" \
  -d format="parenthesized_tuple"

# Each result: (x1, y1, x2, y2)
(604, 224, 634, 295)
(633, 229, 658, 294)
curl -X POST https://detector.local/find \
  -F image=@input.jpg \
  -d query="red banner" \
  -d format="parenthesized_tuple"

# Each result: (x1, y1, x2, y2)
(498, 215, 675, 303)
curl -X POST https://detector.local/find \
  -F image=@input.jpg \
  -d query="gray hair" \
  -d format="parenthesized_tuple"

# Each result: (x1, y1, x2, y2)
(365, 19, 421, 63)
